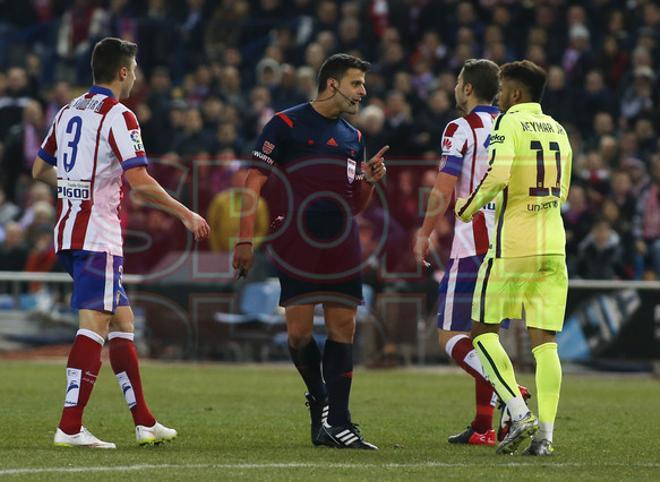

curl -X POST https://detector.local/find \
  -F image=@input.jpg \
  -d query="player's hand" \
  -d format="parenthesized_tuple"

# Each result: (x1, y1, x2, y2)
(365, 145, 389, 184)
(183, 211, 210, 241)
(232, 242, 254, 278)
(413, 229, 430, 265)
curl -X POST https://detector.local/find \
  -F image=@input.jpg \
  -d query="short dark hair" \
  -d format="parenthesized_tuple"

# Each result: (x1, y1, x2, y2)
(91, 37, 137, 84)
(500, 60, 547, 102)
(317, 53, 370, 94)
(461, 59, 500, 102)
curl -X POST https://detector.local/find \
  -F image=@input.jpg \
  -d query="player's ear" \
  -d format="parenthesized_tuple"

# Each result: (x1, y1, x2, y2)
(513, 87, 523, 103)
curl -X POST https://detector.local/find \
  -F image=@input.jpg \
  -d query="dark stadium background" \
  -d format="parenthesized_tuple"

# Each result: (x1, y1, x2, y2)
(0, 0, 658, 366)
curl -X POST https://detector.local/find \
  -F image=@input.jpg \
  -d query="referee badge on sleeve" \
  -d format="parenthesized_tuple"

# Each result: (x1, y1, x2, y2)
(347, 158, 356, 183)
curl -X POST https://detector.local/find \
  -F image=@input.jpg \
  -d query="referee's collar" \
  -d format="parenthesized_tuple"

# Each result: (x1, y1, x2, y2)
(89, 85, 115, 97)
(507, 102, 542, 114)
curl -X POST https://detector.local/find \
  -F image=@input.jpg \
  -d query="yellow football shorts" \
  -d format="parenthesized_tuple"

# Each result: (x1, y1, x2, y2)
(472, 255, 568, 332)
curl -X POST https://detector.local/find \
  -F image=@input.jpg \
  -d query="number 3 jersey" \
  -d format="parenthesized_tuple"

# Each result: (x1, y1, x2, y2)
(455, 102, 572, 258)
(38, 85, 148, 256)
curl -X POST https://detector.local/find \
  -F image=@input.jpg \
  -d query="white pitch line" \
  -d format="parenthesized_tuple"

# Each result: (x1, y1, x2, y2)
(1, 462, 659, 476)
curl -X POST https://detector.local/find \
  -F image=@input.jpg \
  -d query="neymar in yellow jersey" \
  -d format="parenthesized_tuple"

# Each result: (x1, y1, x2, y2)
(455, 61, 572, 456)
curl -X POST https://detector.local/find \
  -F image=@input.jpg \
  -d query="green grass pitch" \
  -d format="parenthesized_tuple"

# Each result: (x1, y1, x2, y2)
(0, 360, 658, 481)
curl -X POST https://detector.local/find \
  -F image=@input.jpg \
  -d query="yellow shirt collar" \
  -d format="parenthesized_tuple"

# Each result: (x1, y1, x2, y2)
(507, 102, 542, 114)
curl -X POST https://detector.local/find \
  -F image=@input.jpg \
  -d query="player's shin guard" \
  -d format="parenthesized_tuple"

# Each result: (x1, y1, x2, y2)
(323, 340, 353, 426)
(289, 337, 326, 401)
(532, 342, 561, 442)
(58, 329, 104, 435)
(108, 332, 156, 427)
(473, 333, 528, 421)
(446, 334, 495, 433)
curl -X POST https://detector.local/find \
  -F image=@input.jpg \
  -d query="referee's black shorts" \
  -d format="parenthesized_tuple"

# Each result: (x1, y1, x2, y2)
(277, 270, 363, 307)
(269, 210, 363, 307)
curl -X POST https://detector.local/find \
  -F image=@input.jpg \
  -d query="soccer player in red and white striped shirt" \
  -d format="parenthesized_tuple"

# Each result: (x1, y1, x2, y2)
(415, 59, 526, 446)
(32, 37, 209, 448)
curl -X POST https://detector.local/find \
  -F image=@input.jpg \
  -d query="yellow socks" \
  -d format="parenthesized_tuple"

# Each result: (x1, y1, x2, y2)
(473, 333, 527, 420)
(532, 342, 562, 442)
(473, 334, 562, 441)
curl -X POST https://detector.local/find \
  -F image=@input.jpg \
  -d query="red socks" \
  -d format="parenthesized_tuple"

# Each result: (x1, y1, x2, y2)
(446, 334, 495, 434)
(58, 330, 156, 434)
(58, 329, 104, 435)
(108, 332, 156, 427)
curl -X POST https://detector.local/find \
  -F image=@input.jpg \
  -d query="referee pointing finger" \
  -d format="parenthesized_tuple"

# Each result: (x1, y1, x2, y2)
(234, 53, 380, 450)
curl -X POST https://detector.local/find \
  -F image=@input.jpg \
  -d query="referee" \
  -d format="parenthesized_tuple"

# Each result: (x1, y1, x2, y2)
(233, 54, 387, 450)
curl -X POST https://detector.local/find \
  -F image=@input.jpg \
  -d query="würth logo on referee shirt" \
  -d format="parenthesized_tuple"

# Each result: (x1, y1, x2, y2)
(262, 141, 275, 154)
(326, 138, 338, 147)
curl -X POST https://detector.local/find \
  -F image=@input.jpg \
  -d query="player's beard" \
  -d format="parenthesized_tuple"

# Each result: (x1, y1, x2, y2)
(121, 80, 134, 100)
(454, 94, 466, 115)
(498, 92, 513, 112)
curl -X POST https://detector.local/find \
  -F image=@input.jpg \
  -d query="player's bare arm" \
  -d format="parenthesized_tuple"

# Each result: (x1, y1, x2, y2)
(32, 156, 58, 187)
(232, 167, 269, 274)
(124, 166, 210, 241)
(415, 172, 458, 263)
(355, 144, 388, 213)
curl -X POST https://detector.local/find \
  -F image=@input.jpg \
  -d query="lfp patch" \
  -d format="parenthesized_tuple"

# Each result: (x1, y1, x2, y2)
(130, 129, 144, 152)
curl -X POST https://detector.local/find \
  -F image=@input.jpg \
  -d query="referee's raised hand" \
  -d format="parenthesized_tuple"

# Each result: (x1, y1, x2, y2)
(364, 145, 389, 184)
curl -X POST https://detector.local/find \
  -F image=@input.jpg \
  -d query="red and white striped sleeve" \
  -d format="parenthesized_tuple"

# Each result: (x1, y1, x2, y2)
(38, 107, 68, 166)
(438, 121, 469, 177)
(108, 108, 148, 171)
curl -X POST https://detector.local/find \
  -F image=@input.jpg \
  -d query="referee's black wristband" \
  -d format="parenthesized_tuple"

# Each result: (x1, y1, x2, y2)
(235, 241, 253, 247)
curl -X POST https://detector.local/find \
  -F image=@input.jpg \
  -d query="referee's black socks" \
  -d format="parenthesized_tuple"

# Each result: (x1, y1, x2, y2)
(289, 338, 326, 401)
(323, 339, 353, 426)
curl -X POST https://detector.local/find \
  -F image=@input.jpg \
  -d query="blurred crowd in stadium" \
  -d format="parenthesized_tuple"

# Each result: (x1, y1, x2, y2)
(0, 0, 659, 287)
